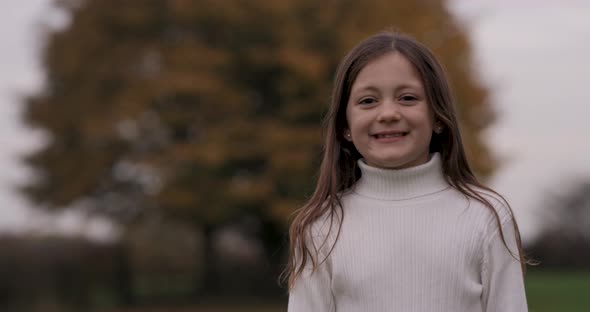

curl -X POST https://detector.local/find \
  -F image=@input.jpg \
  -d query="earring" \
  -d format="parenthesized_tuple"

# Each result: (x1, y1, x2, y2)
(345, 132, 352, 140)
(434, 124, 443, 134)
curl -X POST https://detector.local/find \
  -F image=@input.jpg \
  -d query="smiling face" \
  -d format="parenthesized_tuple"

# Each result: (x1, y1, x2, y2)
(345, 51, 435, 169)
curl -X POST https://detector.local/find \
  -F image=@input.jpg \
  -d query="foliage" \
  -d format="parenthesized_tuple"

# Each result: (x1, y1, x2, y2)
(20, 0, 496, 299)
(526, 180, 590, 268)
(0, 234, 129, 310)
(23, 0, 493, 226)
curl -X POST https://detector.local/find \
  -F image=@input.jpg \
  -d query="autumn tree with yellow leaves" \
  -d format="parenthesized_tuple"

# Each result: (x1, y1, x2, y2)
(23, 0, 493, 296)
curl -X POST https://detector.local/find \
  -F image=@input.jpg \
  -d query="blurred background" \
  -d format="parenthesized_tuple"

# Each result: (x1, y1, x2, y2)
(0, 0, 589, 311)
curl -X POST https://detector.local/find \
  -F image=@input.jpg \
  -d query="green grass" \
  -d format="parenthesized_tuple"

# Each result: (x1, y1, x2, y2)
(526, 270, 590, 312)
(103, 304, 285, 312)
(98, 270, 589, 312)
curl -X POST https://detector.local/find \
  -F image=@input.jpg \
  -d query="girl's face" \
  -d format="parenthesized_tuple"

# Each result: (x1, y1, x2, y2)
(345, 52, 435, 169)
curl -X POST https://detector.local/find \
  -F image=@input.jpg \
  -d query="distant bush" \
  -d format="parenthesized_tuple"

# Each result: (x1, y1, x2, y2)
(525, 180, 590, 269)
(0, 234, 130, 310)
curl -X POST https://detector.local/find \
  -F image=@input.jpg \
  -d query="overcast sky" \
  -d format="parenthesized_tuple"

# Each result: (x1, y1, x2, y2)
(0, 0, 589, 242)
(0, 0, 48, 232)
(448, 0, 590, 241)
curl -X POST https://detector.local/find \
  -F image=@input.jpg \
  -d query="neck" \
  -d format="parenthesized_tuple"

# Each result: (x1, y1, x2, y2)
(353, 153, 449, 200)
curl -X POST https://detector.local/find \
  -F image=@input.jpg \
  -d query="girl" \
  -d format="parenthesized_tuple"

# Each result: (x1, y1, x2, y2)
(284, 32, 529, 311)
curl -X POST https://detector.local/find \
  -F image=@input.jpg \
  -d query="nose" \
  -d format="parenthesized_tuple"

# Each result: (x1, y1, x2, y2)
(376, 100, 402, 123)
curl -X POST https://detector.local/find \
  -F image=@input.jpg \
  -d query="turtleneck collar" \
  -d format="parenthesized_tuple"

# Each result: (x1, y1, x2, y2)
(353, 153, 450, 201)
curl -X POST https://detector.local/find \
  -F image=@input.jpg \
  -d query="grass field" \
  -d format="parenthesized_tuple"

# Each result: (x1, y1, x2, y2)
(107, 305, 284, 312)
(102, 270, 590, 312)
(526, 270, 590, 312)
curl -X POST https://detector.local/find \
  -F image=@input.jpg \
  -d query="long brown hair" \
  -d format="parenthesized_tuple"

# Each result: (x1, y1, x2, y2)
(282, 31, 531, 289)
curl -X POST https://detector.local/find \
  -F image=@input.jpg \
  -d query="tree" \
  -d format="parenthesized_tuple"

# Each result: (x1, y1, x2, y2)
(22, 0, 494, 296)
(526, 180, 590, 269)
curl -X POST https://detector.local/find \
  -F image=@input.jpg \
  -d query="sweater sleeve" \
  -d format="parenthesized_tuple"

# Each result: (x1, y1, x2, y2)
(288, 217, 336, 312)
(481, 215, 528, 312)
(288, 252, 335, 312)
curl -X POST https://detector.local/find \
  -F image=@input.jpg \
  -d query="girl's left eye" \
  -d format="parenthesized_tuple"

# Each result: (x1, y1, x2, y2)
(400, 95, 418, 101)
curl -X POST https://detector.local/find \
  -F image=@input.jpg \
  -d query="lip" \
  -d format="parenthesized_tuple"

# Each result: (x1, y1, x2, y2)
(371, 130, 409, 143)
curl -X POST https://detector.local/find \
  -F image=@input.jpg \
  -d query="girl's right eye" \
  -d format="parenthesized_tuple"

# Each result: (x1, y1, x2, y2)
(359, 98, 376, 105)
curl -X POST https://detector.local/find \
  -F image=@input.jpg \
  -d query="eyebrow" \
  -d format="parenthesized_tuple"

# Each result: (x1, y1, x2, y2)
(350, 83, 422, 96)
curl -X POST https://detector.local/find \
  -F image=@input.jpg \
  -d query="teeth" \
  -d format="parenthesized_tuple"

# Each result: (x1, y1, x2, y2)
(377, 133, 403, 138)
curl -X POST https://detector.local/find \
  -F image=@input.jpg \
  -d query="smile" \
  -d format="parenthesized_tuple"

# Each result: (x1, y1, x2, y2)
(372, 131, 409, 139)
(374, 133, 407, 138)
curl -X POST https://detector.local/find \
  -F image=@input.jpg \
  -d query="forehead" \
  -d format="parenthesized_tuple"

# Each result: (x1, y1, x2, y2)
(350, 52, 423, 93)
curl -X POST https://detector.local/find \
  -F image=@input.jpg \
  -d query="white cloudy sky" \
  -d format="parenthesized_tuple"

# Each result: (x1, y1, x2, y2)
(448, 0, 590, 241)
(1, 0, 589, 242)
(0, 0, 48, 232)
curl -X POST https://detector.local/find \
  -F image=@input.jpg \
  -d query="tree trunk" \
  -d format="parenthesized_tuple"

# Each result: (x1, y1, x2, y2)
(114, 243, 135, 305)
(195, 223, 219, 299)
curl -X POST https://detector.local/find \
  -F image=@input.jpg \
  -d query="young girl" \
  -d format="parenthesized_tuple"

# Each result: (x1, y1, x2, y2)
(284, 32, 529, 311)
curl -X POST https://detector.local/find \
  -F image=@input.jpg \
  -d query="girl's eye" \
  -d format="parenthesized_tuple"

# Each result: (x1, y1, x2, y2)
(359, 98, 377, 105)
(399, 95, 418, 102)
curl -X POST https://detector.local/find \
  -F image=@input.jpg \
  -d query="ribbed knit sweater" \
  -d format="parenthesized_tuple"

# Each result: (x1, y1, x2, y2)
(288, 153, 528, 312)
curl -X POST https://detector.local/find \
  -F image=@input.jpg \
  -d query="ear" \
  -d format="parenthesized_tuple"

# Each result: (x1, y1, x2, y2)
(433, 121, 444, 134)
(343, 129, 353, 141)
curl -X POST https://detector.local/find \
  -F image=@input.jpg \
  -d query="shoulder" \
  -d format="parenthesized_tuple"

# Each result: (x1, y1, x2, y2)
(472, 186, 513, 220)
(464, 185, 516, 237)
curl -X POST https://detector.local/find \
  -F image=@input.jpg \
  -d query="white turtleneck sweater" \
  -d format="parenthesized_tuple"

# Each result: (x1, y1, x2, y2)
(288, 153, 527, 312)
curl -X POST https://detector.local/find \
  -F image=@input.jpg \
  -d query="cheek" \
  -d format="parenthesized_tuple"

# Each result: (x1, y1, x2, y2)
(345, 106, 355, 130)
(408, 108, 434, 130)
(347, 113, 368, 133)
